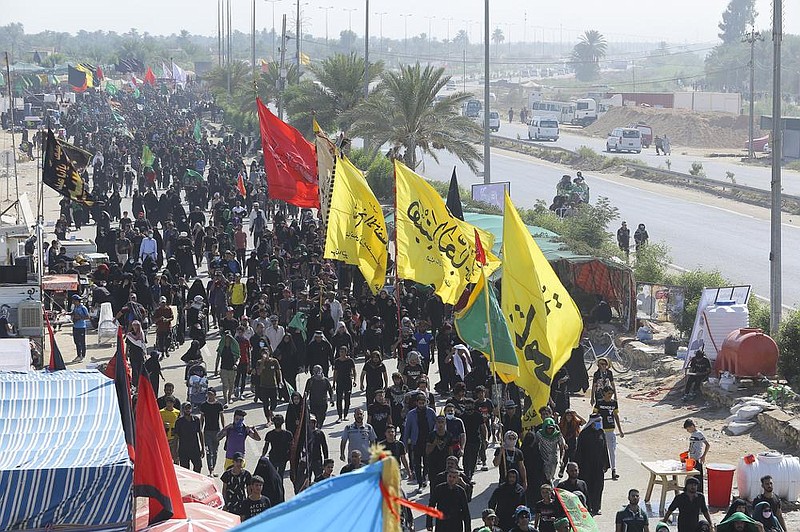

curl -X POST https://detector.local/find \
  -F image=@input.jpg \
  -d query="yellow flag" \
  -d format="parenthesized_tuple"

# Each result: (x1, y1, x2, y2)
(324, 154, 388, 294)
(501, 193, 583, 429)
(75, 64, 94, 88)
(395, 160, 496, 304)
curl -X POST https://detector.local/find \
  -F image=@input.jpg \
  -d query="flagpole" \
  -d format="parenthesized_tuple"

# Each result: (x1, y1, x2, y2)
(4, 52, 20, 220)
(477, 237, 501, 409)
(391, 161, 403, 362)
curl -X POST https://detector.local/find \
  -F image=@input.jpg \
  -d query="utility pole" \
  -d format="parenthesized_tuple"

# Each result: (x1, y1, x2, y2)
(374, 12, 387, 53)
(251, 0, 257, 84)
(483, 0, 490, 184)
(364, 0, 370, 99)
(319, 6, 333, 44)
(769, 0, 783, 334)
(743, 26, 764, 160)
(218, 0, 223, 65)
(278, 15, 288, 120)
(266, 0, 282, 60)
(296, 0, 301, 76)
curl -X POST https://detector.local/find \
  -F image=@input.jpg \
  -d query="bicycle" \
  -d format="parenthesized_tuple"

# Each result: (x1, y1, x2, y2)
(581, 331, 632, 374)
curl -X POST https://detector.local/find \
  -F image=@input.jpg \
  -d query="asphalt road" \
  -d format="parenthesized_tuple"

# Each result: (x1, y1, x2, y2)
(417, 147, 800, 307)
(492, 120, 800, 197)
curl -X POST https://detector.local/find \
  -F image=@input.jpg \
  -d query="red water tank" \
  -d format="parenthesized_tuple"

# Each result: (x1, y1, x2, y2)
(715, 328, 778, 377)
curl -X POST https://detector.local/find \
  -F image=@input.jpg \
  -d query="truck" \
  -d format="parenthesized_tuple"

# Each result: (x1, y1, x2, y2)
(572, 98, 598, 126)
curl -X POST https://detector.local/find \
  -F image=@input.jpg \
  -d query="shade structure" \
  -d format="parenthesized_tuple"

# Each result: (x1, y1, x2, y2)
(138, 503, 240, 532)
(175, 465, 224, 508)
(0, 370, 133, 531)
(230, 461, 385, 532)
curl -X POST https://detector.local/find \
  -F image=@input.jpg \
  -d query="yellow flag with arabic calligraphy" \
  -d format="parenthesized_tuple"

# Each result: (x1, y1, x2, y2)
(394, 160, 499, 305)
(501, 192, 583, 429)
(324, 154, 388, 294)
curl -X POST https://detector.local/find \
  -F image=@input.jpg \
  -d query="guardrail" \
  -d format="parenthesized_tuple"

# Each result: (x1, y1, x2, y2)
(490, 136, 800, 209)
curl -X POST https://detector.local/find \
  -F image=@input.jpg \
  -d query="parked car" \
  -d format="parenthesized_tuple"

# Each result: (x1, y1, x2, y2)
(606, 127, 643, 153)
(479, 111, 501, 132)
(744, 135, 770, 152)
(527, 117, 559, 141)
(632, 123, 653, 148)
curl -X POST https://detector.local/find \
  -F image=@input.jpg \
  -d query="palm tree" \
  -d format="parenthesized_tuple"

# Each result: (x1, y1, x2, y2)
(491, 28, 505, 58)
(348, 63, 483, 172)
(284, 53, 383, 135)
(571, 30, 607, 81)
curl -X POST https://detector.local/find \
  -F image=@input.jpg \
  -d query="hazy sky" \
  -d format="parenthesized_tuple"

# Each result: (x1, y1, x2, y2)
(6, 0, 796, 46)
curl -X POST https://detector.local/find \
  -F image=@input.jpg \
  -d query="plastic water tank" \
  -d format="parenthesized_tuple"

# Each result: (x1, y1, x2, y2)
(703, 301, 749, 360)
(736, 451, 800, 502)
(716, 328, 779, 377)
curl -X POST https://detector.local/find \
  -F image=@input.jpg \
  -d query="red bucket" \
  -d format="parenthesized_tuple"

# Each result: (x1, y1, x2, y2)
(706, 463, 736, 507)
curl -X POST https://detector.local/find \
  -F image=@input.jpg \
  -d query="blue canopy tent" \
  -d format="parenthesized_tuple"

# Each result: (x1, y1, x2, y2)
(0, 370, 133, 531)
(231, 460, 393, 532)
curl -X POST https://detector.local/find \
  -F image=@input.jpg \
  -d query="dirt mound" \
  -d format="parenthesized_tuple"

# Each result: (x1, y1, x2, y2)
(582, 106, 752, 150)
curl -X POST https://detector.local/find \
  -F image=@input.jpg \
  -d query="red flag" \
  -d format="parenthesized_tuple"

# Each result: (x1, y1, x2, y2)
(95, 65, 105, 81)
(256, 97, 319, 208)
(134, 373, 187, 525)
(237, 171, 247, 197)
(45, 314, 66, 371)
(474, 229, 486, 266)
(144, 67, 157, 86)
(108, 327, 135, 459)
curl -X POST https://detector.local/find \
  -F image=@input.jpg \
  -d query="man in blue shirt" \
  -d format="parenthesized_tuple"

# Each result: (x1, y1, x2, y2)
(71, 294, 90, 362)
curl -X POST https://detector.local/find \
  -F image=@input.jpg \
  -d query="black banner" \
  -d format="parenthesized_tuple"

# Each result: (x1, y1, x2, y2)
(43, 129, 95, 206)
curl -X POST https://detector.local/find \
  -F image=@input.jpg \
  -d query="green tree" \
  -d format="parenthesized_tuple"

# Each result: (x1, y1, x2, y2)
(453, 30, 469, 48)
(718, 0, 756, 44)
(571, 30, 607, 82)
(664, 269, 730, 336)
(632, 242, 671, 283)
(491, 28, 505, 57)
(348, 63, 483, 172)
(348, 148, 394, 202)
(285, 53, 383, 135)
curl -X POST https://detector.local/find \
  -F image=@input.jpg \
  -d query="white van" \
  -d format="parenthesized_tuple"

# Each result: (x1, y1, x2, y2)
(478, 111, 501, 132)
(606, 127, 642, 153)
(528, 117, 559, 141)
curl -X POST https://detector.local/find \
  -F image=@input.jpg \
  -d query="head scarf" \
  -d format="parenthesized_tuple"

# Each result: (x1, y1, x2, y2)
(539, 417, 561, 440)
(717, 512, 761, 532)
(753, 501, 783, 531)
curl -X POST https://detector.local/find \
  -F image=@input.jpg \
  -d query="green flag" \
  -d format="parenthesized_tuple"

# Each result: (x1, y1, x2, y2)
(193, 119, 202, 142)
(288, 311, 308, 342)
(183, 168, 204, 182)
(141, 144, 155, 168)
(105, 82, 118, 96)
(454, 269, 519, 378)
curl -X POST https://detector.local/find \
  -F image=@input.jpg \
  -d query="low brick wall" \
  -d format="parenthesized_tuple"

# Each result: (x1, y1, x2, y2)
(703, 382, 800, 449)
(622, 341, 664, 370)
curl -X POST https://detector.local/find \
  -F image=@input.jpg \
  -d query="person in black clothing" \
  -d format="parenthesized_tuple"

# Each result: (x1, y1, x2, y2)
(340, 449, 364, 474)
(332, 346, 357, 422)
(253, 456, 286, 505)
(308, 416, 329, 478)
(662, 477, 713, 532)
(426, 416, 457, 485)
(616, 222, 630, 257)
(174, 403, 205, 472)
(590, 295, 613, 324)
(459, 398, 485, 481)
(752, 475, 788, 532)
(556, 462, 589, 499)
(426, 469, 471, 532)
(361, 350, 388, 405)
(575, 414, 609, 515)
(307, 330, 334, 377)
(683, 349, 712, 400)
(614, 489, 649, 532)
(239, 475, 271, 521)
(368, 389, 391, 439)
(488, 469, 527, 531)
(431, 456, 473, 501)
(380, 425, 411, 477)
(262, 414, 293, 477)
(533, 484, 565, 532)
(305, 365, 334, 427)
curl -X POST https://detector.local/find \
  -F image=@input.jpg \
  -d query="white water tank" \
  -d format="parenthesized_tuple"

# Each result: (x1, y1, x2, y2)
(737, 452, 800, 502)
(703, 301, 749, 360)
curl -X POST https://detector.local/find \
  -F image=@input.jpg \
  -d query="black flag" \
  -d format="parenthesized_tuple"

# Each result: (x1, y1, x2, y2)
(446, 167, 464, 220)
(43, 129, 95, 205)
(67, 65, 87, 92)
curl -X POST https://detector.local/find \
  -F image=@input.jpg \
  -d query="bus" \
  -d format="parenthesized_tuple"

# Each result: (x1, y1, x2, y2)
(528, 100, 574, 124)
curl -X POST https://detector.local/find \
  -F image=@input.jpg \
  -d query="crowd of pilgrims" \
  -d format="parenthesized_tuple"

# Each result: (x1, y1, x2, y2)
(42, 83, 627, 531)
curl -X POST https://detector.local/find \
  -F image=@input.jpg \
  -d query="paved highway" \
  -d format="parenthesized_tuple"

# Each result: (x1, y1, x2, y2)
(417, 146, 800, 307)
(491, 119, 800, 196)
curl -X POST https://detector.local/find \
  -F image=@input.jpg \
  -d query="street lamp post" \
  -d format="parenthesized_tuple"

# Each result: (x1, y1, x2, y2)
(265, 0, 282, 60)
(318, 5, 334, 44)
(400, 14, 413, 55)
(344, 8, 357, 33)
(374, 12, 387, 52)
(424, 16, 436, 54)
(483, 0, 490, 184)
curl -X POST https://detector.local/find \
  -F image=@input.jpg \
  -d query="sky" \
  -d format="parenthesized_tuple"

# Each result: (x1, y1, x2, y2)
(5, 0, 798, 47)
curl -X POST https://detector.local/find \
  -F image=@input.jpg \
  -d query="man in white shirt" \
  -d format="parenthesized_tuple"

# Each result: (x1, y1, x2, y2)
(139, 230, 158, 262)
(265, 315, 285, 352)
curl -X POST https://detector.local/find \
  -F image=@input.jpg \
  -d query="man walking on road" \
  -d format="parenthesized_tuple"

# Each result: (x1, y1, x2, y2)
(662, 477, 713, 532)
(615, 489, 649, 532)
(70, 295, 89, 362)
(427, 469, 471, 532)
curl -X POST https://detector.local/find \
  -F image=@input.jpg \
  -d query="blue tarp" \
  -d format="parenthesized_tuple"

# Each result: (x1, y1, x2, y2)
(231, 461, 384, 531)
(0, 370, 133, 531)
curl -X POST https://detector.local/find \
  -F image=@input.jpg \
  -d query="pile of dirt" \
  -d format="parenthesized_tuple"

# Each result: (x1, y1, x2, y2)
(582, 106, 753, 150)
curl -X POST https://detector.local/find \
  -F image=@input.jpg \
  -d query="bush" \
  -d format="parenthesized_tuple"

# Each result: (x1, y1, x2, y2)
(689, 162, 705, 177)
(349, 148, 394, 202)
(777, 309, 800, 389)
(664, 269, 730, 336)
(748, 298, 771, 333)
(633, 242, 671, 283)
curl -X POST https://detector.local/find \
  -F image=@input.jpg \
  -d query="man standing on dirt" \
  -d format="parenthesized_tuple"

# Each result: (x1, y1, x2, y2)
(616, 222, 630, 258)
(508, 108, 514, 123)
(662, 477, 713, 532)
